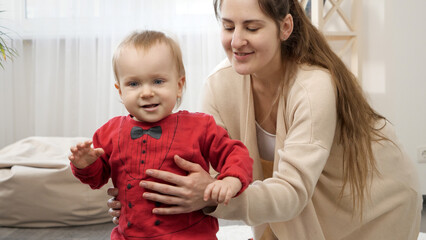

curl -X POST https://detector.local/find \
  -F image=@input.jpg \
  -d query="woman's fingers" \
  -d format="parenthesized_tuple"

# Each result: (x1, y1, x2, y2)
(173, 155, 204, 172)
(107, 197, 121, 225)
(108, 207, 121, 217)
(106, 188, 121, 225)
(106, 188, 121, 210)
(145, 169, 188, 187)
(140, 178, 186, 197)
(112, 217, 119, 225)
(107, 197, 121, 209)
(107, 187, 119, 197)
(142, 191, 186, 207)
(151, 205, 195, 215)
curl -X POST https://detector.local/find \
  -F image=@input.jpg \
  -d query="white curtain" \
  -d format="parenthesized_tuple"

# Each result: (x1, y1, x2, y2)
(0, 0, 226, 148)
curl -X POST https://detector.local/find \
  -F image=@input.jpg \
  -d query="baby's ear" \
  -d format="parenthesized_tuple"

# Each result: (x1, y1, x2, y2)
(177, 76, 185, 98)
(114, 83, 122, 95)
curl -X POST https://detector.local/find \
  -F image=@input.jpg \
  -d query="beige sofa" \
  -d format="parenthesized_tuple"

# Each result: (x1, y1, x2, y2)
(0, 137, 113, 227)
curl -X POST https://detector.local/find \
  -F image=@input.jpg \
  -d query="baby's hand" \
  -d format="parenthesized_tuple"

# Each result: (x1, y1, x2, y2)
(68, 140, 104, 169)
(203, 176, 242, 205)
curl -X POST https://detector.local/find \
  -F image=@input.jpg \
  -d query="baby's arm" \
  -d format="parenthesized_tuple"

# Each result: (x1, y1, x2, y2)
(203, 176, 242, 205)
(69, 140, 104, 169)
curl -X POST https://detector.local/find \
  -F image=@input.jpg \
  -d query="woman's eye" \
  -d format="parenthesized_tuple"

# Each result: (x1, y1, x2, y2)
(222, 24, 234, 31)
(247, 27, 259, 32)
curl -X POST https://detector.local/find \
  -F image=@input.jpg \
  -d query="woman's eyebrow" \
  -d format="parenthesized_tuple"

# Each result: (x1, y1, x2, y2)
(221, 18, 264, 25)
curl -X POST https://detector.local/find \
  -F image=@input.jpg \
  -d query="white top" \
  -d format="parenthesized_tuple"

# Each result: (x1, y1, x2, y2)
(255, 121, 276, 161)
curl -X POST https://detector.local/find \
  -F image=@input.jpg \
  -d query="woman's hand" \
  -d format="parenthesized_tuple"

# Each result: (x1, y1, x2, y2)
(107, 187, 121, 225)
(140, 155, 217, 215)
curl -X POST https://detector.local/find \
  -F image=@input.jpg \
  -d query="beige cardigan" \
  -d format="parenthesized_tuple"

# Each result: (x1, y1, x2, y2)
(202, 59, 422, 240)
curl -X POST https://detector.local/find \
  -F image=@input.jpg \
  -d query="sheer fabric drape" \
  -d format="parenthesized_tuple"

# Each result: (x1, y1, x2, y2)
(0, 0, 225, 148)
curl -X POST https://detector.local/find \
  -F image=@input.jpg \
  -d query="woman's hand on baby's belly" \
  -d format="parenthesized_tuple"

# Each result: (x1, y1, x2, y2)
(140, 155, 217, 215)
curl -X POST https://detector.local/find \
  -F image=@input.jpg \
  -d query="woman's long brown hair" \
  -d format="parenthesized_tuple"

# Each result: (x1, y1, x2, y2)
(214, 0, 390, 217)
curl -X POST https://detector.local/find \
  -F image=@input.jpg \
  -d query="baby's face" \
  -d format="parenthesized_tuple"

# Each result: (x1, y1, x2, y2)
(115, 43, 184, 123)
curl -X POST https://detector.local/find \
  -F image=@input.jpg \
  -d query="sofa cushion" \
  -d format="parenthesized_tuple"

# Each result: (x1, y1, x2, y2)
(0, 137, 113, 227)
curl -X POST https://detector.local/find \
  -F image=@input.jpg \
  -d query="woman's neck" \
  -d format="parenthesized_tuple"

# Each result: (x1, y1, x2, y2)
(250, 57, 286, 133)
(251, 57, 283, 90)
(251, 72, 283, 134)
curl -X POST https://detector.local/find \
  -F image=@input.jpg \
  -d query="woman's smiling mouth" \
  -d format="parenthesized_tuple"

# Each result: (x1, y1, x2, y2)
(233, 51, 253, 61)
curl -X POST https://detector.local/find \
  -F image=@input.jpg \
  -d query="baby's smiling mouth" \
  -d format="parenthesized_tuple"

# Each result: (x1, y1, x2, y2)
(142, 104, 159, 108)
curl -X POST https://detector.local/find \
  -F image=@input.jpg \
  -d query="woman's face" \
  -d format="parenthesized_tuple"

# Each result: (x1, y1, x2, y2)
(219, 0, 283, 77)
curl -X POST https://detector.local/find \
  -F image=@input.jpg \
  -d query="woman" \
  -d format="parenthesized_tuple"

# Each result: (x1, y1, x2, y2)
(108, 0, 422, 239)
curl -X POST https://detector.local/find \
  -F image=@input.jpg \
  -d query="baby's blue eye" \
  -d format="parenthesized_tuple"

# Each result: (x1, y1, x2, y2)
(153, 79, 164, 85)
(129, 82, 139, 87)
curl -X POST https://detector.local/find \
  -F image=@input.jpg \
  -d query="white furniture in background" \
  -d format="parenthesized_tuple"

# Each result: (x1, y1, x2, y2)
(300, 0, 361, 78)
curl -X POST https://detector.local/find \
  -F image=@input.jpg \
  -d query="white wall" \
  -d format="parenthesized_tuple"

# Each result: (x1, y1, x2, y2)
(361, 0, 426, 194)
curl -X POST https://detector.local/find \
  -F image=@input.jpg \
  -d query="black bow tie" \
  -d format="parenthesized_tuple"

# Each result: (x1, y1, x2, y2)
(131, 126, 162, 140)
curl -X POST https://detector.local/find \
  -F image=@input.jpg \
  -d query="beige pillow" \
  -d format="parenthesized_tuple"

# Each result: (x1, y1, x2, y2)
(0, 137, 113, 227)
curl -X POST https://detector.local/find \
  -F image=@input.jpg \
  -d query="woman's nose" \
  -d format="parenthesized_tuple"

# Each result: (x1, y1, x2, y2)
(231, 29, 247, 49)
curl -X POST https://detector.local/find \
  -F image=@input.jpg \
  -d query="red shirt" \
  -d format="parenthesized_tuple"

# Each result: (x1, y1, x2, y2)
(71, 111, 253, 240)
